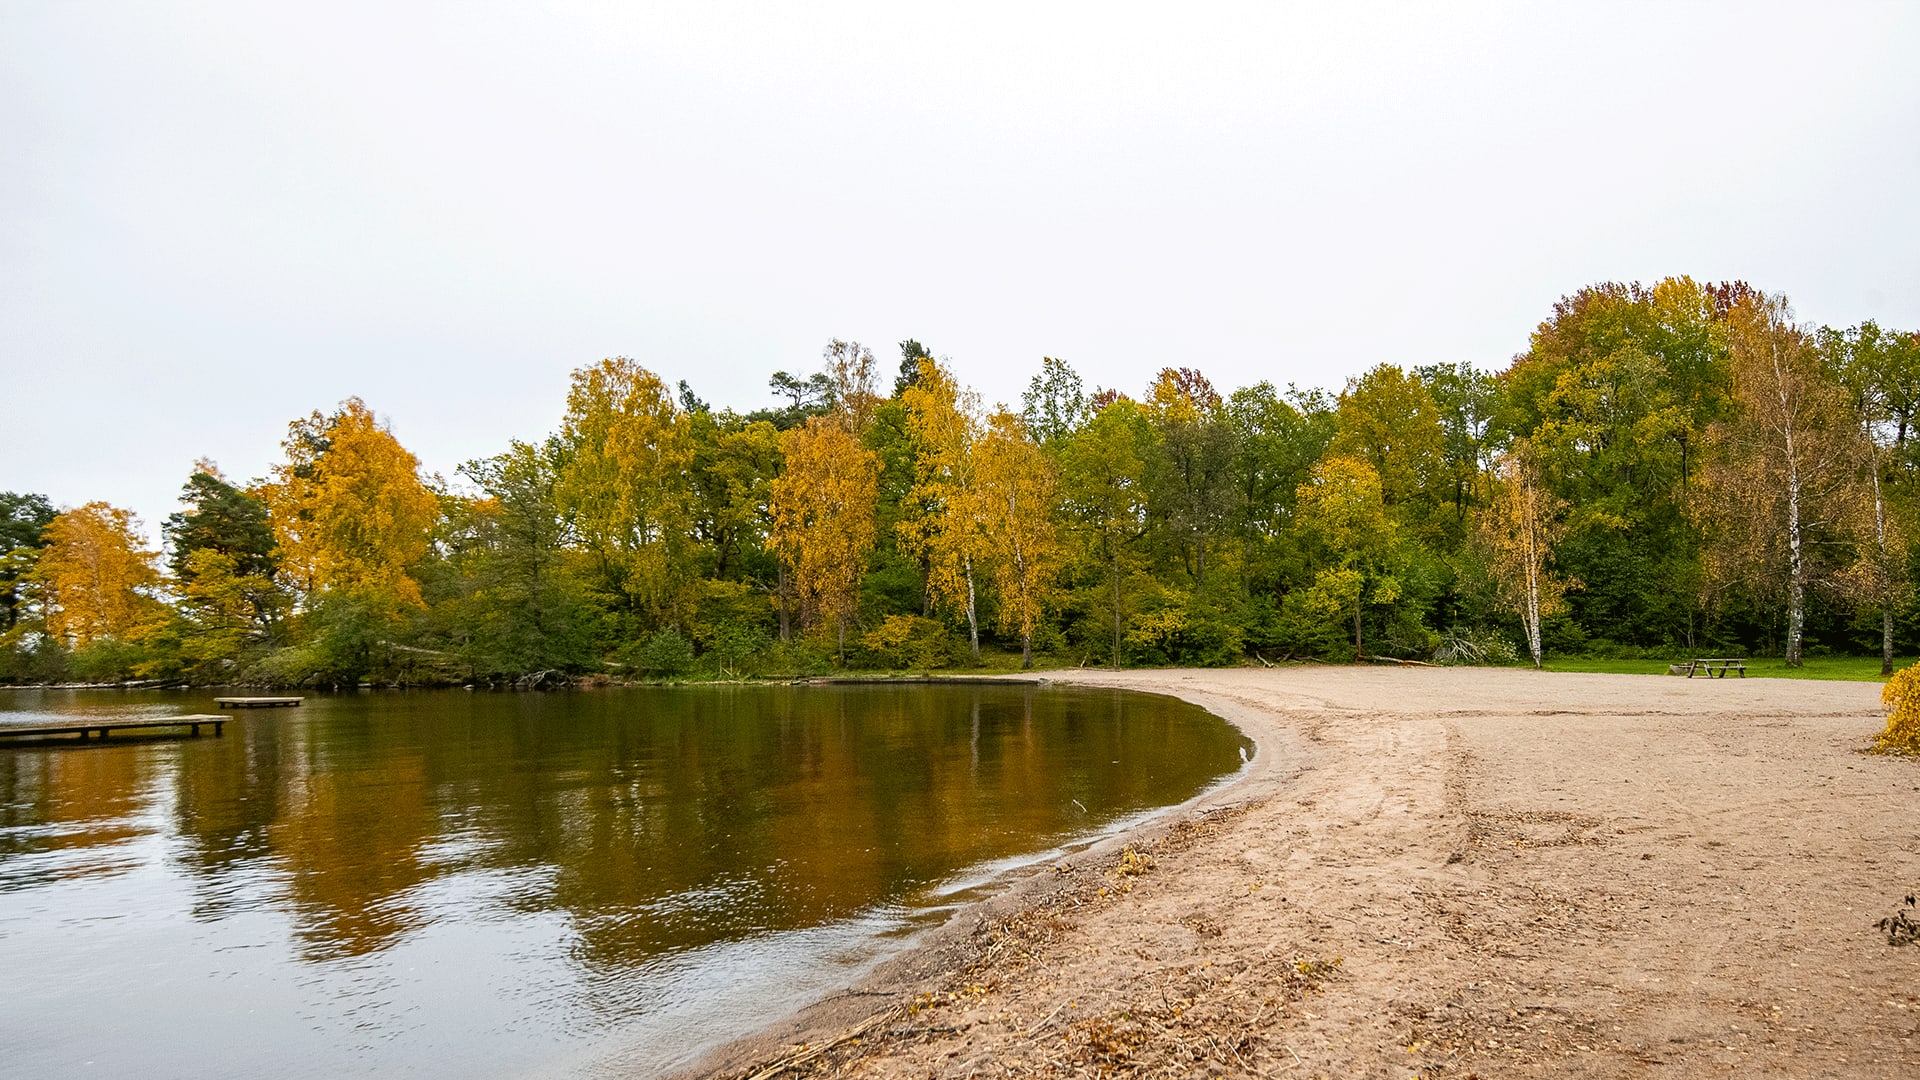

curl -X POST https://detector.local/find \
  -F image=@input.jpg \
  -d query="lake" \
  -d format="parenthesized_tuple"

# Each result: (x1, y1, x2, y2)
(0, 682, 1248, 1078)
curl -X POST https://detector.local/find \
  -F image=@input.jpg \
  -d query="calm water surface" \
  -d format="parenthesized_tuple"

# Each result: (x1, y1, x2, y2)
(0, 684, 1247, 1078)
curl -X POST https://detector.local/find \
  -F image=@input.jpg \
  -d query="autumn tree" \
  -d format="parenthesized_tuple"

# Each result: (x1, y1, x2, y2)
(898, 357, 987, 660)
(1294, 457, 1406, 660)
(263, 398, 440, 606)
(976, 410, 1064, 668)
(767, 415, 880, 663)
(33, 502, 162, 648)
(1822, 321, 1920, 673)
(1700, 295, 1867, 666)
(822, 338, 882, 433)
(1476, 443, 1572, 668)
(1330, 364, 1448, 531)
(554, 359, 696, 626)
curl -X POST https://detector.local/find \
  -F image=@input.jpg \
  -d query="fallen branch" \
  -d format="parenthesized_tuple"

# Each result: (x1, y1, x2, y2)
(742, 1010, 896, 1080)
(1363, 655, 1437, 667)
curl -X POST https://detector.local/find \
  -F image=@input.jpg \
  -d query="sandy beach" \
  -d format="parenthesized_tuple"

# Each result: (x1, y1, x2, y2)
(689, 666, 1920, 1079)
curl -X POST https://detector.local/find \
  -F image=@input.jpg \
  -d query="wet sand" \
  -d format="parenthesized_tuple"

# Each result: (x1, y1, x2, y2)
(688, 667, 1920, 1079)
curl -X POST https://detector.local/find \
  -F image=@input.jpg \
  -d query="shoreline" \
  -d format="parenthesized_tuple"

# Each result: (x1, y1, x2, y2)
(683, 666, 1919, 1078)
(663, 672, 1312, 1079)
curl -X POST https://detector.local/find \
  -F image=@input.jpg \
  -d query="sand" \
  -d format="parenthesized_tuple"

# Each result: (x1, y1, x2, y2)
(689, 667, 1920, 1079)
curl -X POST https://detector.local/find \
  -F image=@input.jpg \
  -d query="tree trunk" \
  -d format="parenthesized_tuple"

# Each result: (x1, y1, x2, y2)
(1353, 594, 1363, 661)
(1111, 547, 1123, 670)
(776, 563, 791, 642)
(1783, 406, 1805, 667)
(1022, 631, 1032, 670)
(1868, 433, 1895, 676)
(1523, 482, 1544, 670)
(963, 554, 979, 663)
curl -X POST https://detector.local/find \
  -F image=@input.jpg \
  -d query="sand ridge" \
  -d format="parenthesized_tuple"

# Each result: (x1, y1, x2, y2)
(691, 667, 1920, 1079)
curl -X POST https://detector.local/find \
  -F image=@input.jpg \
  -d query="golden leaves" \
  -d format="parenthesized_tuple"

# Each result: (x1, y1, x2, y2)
(261, 398, 438, 608)
(34, 502, 161, 646)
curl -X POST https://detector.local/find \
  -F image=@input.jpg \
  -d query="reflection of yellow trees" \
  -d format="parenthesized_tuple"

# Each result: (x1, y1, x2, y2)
(271, 754, 434, 960)
(0, 687, 1240, 975)
(9, 748, 153, 859)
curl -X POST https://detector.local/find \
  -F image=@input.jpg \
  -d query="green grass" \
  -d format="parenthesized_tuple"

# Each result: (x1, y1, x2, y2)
(1541, 654, 1903, 682)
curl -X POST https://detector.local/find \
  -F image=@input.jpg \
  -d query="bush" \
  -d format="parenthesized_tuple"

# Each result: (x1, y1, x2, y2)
(1877, 663, 1920, 753)
(1432, 627, 1522, 667)
(858, 614, 953, 670)
(699, 620, 771, 678)
(631, 628, 696, 678)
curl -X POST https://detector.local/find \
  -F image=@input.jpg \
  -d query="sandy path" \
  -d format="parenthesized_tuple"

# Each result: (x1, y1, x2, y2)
(693, 667, 1920, 1079)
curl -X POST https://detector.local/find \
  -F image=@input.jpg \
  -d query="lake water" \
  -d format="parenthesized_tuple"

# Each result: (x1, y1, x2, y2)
(0, 683, 1248, 1078)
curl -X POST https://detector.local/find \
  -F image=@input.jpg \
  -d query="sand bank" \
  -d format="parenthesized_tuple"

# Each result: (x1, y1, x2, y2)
(691, 667, 1918, 1078)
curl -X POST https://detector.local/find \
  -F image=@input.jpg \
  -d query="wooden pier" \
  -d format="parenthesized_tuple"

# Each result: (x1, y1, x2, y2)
(214, 696, 304, 709)
(0, 714, 230, 743)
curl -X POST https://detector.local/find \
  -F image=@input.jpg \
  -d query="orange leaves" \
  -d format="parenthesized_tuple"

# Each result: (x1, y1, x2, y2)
(261, 398, 438, 608)
(34, 502, 162, 646)
(767, 416, 880, 643)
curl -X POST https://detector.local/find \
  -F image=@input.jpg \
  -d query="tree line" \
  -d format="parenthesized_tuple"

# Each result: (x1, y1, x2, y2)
(4, 277, 1918, 686)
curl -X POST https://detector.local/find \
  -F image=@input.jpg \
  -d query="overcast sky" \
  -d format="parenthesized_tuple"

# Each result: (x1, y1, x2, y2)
(4, 2, 1918, 543)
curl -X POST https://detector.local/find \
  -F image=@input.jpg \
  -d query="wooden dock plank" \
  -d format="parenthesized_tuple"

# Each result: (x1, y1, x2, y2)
(0, 714, 230, 742)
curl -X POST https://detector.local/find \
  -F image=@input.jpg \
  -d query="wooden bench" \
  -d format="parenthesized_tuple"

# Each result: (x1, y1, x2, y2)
(0, 714, 230, 744)
(1682, 658, 1746, 678)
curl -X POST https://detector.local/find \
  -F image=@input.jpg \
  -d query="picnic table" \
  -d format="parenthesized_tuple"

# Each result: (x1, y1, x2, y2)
(1681, 658, 1746, 678)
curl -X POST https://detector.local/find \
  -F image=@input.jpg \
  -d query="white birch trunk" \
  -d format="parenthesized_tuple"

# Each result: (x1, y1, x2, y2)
(1523, 480, 1544, 669)
(963, 553, 980, 662)
(1777, 347, 1806, 668)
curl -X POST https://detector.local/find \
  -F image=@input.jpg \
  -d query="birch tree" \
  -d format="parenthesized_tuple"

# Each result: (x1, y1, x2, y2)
(1701, 295, 1866, 666)
(1822, 321, 1920, 674)
(898, 357, 987, 660)
(554, 359, 696, 623)
(976, 410, 1064, 668)
(1477, 443, 1571, 668)
(767, 416, 880, 663)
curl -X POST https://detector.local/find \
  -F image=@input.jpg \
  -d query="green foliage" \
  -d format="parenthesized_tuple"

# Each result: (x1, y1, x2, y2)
(630, 628, 696, 677)
(25, 283, 1920, 685)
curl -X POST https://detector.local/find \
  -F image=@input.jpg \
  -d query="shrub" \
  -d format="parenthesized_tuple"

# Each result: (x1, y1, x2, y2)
(1432, 627, 1521, 667)
(1877, 663, 1920, 754)
(858, 614, 952, 670)
(631, 628, 696, 678)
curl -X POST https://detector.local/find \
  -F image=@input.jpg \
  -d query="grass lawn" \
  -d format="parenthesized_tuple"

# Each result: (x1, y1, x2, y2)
(1541, 654, 1902, 682)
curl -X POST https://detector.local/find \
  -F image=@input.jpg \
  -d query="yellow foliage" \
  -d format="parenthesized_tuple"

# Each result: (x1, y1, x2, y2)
(554, 358, 696, 619)
(975, 411, 1064, 665)
(1877, 664, 1920, 753)
(767, 416, 880, 649)
(261, 398, 439, 607)
(34, 502, 162, 646)
(898, 357, 986, 624)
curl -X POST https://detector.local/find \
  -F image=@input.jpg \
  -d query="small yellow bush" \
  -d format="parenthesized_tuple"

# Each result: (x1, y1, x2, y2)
(1877, 664, 1920, 753)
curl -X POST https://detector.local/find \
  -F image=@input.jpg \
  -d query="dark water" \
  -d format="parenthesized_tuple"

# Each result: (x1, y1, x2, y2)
(0, 684, 1247, 1078)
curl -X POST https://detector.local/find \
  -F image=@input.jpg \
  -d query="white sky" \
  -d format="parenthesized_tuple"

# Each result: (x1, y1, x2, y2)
(4, 2, 1918, 544)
